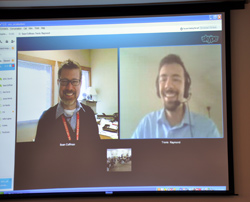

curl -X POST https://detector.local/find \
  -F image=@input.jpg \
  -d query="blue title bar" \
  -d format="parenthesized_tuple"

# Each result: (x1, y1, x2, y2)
(0, 14, 222, 27)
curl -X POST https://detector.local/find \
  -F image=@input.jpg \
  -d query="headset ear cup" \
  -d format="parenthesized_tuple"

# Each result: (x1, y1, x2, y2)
(184, 73, 191, 99)
(184, 83, 189, 98)
(156, 76, 160, 98)
(157, 87, 160, 98)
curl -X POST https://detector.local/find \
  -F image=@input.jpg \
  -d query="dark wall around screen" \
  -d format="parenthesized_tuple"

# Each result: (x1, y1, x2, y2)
(2, 2, 250, 202)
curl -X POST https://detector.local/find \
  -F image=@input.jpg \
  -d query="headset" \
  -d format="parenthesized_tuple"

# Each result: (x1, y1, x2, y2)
(156, 54, 191, 99)
(156, 54, 193, 137)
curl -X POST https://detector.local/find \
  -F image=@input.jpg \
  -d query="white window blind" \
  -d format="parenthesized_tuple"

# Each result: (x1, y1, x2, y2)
(17, 60, 52, 122)
(78, 70, 89, 101)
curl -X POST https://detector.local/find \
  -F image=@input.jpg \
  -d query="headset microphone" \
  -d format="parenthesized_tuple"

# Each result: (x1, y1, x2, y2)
(182, 92, 192, 103)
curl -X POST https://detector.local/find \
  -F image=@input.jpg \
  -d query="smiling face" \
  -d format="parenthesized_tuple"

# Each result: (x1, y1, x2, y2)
(158, 63, 185, 112)
(58, 68, 81, 110)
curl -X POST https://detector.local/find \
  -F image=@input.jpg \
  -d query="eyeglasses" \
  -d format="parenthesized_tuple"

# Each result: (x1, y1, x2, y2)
(58, 79, 81, 86)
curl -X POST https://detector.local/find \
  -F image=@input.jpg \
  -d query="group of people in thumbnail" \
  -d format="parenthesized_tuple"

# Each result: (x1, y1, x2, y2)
(36, 54, 220, 141)
(107, 154, 132, 172)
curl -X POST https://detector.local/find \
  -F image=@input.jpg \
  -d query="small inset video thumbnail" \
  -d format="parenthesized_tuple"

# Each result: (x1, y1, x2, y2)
(107, 148, 132, 172)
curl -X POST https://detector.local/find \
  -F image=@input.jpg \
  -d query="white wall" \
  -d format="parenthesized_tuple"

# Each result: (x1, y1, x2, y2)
(91, 49, 118, 115)
(18, 49, 91, 66)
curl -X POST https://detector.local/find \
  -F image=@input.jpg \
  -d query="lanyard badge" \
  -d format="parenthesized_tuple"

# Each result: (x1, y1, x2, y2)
(61, 111, 80, 141)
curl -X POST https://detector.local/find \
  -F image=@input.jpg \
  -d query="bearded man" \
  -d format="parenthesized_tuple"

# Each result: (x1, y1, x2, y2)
(31, 60, 99, 189)
(35, 59, 98, 144)
(131, 54, 220, 139)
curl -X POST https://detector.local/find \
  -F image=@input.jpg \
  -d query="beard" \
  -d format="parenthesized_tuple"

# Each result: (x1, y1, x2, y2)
(60, 98, 77, 107)
(164, 100, 182, 111)
(60, 90, 77, 108)
(161, 88, 183, 111)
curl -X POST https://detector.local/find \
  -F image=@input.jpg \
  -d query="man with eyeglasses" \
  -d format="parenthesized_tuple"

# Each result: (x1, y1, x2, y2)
(32, 59, 100, 189)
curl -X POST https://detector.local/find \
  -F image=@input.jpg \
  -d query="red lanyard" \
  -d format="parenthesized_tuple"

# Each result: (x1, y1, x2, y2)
(61, 111, 80, 141)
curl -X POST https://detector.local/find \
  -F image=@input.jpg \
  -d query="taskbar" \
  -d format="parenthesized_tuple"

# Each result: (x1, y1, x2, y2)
(1, 185, 227, 195)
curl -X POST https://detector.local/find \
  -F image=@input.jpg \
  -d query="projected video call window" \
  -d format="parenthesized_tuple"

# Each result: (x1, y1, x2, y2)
(0, 11, 234, 197)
